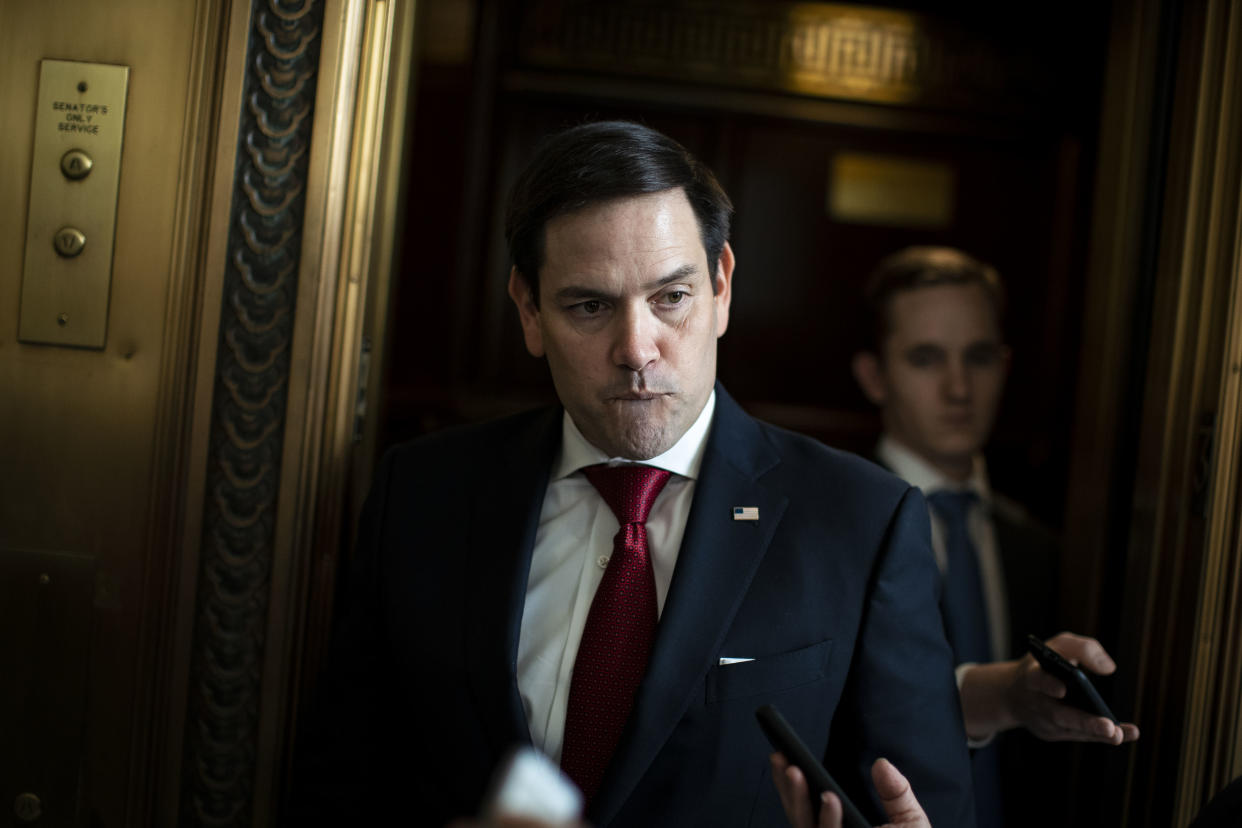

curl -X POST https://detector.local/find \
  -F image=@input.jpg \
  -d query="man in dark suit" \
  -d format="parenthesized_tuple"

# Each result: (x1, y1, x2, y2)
(291, 123, 974, 827)
(850, 246, 1139, 827)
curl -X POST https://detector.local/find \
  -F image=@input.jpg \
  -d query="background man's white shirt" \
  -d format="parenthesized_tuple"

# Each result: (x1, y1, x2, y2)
(517, 392, 716, 762)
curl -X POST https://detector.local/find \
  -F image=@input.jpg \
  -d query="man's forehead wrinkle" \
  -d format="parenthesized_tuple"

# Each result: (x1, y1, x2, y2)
(552, 284, 614, 301)
(538, 189, 711, 308)
(549, 265, 700, 303)
(646, 263, 699, 289)
(888, 285, 1003, 340)
(889, 317, 1002, 346)
(901, 333, 1002, 347)
(898, 341, 995, 358)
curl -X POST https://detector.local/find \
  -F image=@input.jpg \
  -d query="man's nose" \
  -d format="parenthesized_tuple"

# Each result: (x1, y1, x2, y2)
(611, 305, 660, 372)
(943, 359, 971, 400)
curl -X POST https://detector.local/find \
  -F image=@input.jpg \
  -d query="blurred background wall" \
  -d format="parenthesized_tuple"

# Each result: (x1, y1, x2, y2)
(385, 0, 1108, 532)
(4, 1, 1242, 827)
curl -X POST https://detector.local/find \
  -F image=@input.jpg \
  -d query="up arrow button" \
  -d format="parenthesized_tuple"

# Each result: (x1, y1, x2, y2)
(60, 148, 93, 180)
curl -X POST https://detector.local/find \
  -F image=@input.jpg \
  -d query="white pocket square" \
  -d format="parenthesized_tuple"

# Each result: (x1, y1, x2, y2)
(718, 657, 755, 665)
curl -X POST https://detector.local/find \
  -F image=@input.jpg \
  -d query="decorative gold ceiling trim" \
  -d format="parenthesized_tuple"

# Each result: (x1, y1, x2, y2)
(518, 1, 1040, 112)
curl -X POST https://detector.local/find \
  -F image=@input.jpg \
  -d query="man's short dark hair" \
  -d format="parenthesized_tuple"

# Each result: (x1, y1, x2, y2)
(862, 246, 1006, 352)
(504, 120, 733, 305)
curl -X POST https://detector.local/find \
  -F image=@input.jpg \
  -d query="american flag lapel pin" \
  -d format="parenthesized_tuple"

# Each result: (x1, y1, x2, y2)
(733, 506, 759, 521)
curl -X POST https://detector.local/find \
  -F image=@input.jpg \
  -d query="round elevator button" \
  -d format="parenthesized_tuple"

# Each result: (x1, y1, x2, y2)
(54, 227, 86, 258)
(61, 149, 93, 180)
(14, 792, 42, 822)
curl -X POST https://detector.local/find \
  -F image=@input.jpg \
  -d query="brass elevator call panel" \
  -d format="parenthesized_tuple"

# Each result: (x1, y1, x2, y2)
(19, 59, 130, 349)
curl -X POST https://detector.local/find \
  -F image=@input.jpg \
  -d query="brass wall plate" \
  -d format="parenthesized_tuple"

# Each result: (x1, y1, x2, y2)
(18, 59, 130, 349)
(828, 152, 956, 229)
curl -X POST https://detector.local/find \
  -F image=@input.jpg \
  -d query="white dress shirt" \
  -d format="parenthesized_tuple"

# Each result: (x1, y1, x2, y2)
(517, 392, 716, 762)
(877, 435, 1010, 665)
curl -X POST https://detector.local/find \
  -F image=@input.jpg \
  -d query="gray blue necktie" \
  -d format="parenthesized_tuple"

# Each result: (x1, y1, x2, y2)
(928, 489, 1003, 828)
(928, 490, 990, 665)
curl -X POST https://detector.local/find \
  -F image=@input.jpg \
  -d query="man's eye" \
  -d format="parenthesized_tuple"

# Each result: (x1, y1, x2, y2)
(965, 345, 1001, 367)
(663, 291, 686, 305)
(579, 300, 602, 315)
(906, 348, 941, 368)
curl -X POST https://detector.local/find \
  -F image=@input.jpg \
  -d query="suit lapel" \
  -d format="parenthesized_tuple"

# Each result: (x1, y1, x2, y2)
(590, 386, 789, 825)
(464, 407, 561, 759)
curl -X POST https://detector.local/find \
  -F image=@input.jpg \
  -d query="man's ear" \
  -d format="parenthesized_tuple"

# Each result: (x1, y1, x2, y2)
(852, 350, 888, 405)
(713, 241, 735, 337)
(507, 267, 545, 358)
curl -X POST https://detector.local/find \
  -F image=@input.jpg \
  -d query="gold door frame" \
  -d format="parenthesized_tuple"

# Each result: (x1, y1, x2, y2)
(1174, 2, 1242, 820)
(1066, 1, 1242, 825)
(157, 1, 416, 824)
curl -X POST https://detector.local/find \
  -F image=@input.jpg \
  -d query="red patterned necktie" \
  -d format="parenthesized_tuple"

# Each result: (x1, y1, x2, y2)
(560, 463, 672, 806)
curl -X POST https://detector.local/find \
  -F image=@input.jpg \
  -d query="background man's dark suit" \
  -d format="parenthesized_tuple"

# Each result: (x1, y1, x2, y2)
(991, 494, 1059, 661)
(990, 494, 1067, 828)
(292, 385, 974, 827)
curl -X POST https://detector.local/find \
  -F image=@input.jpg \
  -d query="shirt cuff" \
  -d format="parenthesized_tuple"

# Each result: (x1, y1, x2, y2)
(955, 661, 997, 749)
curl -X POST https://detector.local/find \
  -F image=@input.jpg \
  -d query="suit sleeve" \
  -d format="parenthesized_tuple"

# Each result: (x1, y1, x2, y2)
(284, 449, 397, 825)
(826, 485, 976, 828)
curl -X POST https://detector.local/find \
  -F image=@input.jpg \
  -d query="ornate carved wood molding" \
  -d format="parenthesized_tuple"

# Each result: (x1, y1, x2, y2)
(181, 2, 325, 825)
(516, 0, 1066, 117)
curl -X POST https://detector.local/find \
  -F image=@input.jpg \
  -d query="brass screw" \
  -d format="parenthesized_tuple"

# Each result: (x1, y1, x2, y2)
(57, 313, 68, 327)
(38, 574, 50, 585)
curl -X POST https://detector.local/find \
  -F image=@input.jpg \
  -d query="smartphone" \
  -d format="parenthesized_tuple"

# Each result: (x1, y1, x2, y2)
(755, 704, 870, 828)
(1025, 634, 1119, 724)
(482, 746, 583, 823)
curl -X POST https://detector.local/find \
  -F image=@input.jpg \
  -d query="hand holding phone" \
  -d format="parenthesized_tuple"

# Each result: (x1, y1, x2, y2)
(756, 704, 870, 828)
(1025, 633, 1118, 724)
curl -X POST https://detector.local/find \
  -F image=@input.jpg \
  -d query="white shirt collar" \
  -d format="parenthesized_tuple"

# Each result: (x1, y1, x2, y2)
(552, 390, 716, 481)
(876, 433, 992, 502)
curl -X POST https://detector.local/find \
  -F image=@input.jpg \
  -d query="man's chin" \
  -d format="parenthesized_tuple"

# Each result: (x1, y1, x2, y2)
(608, 433, 673, 461)
(592, 417, 676, 461)
(925, 439, 982, 471)
(941, 435, 986, 456)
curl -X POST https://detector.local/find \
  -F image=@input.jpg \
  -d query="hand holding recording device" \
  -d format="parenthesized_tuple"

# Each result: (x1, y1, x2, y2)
(482, 746, 583, 824)
(1025, 634, 1118, 724)
(756, 703, 870, 828)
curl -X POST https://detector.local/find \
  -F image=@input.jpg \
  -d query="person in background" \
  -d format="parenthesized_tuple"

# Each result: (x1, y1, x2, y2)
(851, 246, 1139, 827)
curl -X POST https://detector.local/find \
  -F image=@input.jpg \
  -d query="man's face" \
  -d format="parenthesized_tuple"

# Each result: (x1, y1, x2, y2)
(854, 283, 1009, 478)
(508, 188, 733, 460)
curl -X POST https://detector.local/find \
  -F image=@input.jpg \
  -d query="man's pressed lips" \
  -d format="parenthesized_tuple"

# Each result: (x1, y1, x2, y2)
(611, 391, 668, 401)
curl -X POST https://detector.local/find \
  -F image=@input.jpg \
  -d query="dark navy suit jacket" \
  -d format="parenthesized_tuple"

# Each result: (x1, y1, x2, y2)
(290, 385, 974, 827)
